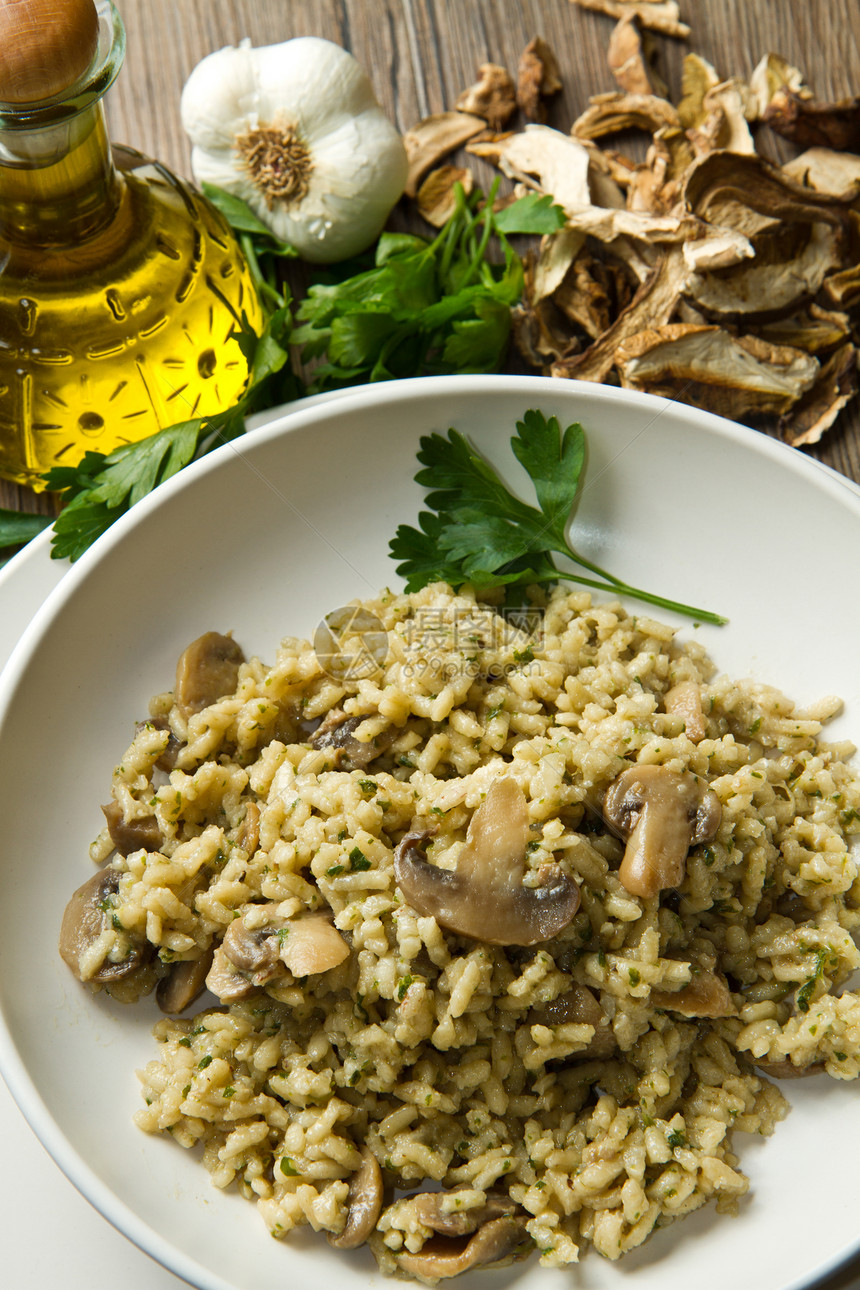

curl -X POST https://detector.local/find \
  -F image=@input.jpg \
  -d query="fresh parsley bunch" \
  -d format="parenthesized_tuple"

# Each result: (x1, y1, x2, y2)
(293, 183, 565, 389)
(391, 410, 727, 625)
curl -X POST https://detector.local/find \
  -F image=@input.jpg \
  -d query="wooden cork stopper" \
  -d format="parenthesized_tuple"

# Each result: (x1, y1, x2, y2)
(0, 0, 100, 103)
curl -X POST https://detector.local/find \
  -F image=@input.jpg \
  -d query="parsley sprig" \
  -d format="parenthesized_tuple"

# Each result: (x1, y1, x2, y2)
(390, 410, 727, 625)
(293, 183, 565, 390)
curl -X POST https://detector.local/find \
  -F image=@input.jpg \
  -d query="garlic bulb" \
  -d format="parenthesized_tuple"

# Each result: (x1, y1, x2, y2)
(180, 36, 408, 263)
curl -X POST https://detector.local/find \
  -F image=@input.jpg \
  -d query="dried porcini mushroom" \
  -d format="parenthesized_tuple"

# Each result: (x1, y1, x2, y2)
(396, 1215, 529, 1281)
(568, 0, 690, 39)
(607, 15, 666, 97)
(402, 111, 486, 198)
(328, 1147, 383, 1249)
(455, 63, 517, 132)
(174, 631, 244, 719)
(602, 764, 721, 899)
(393, 777, 580, 945)
(417, 165, 474, 227)
(453, 3, 860, 445)
(614, 324, 820, 420)
(517, 37, 563, 121)
(572, 91, 680, 140)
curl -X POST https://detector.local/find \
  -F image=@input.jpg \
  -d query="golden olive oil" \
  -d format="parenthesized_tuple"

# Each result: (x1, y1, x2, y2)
(0, 4, 263, 488)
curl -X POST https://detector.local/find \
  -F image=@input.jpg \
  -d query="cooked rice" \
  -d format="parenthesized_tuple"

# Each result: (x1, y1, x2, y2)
(76, 583, 860, 1280)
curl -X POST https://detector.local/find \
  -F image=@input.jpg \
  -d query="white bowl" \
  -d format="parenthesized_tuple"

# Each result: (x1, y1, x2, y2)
(1, 374, 859, 1290)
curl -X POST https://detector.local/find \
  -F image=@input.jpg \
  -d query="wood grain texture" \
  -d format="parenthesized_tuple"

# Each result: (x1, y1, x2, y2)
(3, 0, 860, 517)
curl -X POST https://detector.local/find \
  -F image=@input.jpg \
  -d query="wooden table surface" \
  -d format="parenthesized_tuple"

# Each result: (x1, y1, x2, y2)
(3, 0, 860, 521)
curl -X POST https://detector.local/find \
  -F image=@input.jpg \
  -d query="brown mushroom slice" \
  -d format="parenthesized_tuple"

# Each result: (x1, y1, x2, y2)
(205, 947, 258, 1003)
(174, 631, 245, 719)
(148, 715, 185, 771)
(753, 1058, 826, 1080)
(455, 63, 517, 132)
(102, 801, 162, 856)
(568, 0, 690, 39)
(412, 1191, 516, 1238)
(396, 1216, 529, 1281)
(664, 681, 706, 742)
(651, 969, 735, 1017)
(236, 802, 261, 856)
(328, 1148, 383, 1249)
(603, 765, 721, 899)
(310, 711, 394, 770)
(59, 868, 149, 983)
(393, 778, 580, 946)
(533, 983, 616, 1056)
(402, 111, 487, 198)
(517, 36, 563, 122)
(279, 913, 349, 978)
(572, 91, 680, 141)
(156, 950, 214, 1014)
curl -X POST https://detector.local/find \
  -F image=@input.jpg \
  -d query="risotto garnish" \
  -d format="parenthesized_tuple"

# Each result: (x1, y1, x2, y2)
(59, 582, 860, 1283)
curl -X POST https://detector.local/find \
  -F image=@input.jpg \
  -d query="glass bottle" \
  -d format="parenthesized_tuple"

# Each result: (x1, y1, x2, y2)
(0, 0, 264, 489)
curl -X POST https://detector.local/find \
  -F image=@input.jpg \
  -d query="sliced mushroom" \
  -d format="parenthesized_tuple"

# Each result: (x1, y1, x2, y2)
(279, 913, 350, 978)
(156, 950, 214, 1014)
(309, 710, 394, 770)
(328, 1148, 383, 1249)
(205, 947, 258, 1003)
(393, 778, 580, 946)
(396, 1216, 529, 1281)
(412, 1190, 516, 1238)
(59, 868, 150, 983)
(102, 800, 162, 857)
(753, 1058, 826, 1079)
(174, 631, 244, 719)
(664, 681, 706, 742)
(147, 715, 185, 771)
(651, 968, 735, 1017)
(603, 765, 721, 898)
(236, 802, 261, 856)
(532, 983, 616, 1056)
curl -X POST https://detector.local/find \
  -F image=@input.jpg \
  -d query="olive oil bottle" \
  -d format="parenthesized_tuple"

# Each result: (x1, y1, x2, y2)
(0, 0, 264, 488)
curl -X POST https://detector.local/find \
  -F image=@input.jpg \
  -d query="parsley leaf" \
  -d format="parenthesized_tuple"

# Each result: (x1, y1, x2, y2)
(391, 410, 728, 625)
(294, 182, 542, 391)
(0, 508, 52, 564)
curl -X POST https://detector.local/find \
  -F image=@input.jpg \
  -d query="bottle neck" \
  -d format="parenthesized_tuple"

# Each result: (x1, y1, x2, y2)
(0, 101, 122, 246)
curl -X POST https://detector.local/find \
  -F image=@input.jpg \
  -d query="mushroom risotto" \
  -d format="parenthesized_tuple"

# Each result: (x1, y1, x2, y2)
(59, 583, 860, 1281)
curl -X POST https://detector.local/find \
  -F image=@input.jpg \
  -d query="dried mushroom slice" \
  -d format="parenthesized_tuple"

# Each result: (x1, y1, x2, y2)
(763, 87, 860, 152)
(607, 15, 666, 97)
(517, 37, 563, 121)
(782, 147, 860, 201)
(614, 323, 820, 419)
(780, 342, 859, 447)
(402, 112, 486, 197)
(571, 90, 680, 140)
(568, 0, 690, 39)
(417, 165, 474, 227)
(455, 63, 517, 132)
